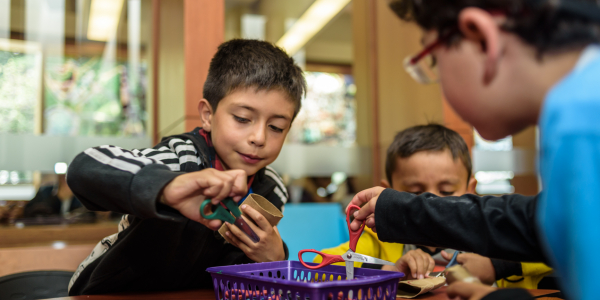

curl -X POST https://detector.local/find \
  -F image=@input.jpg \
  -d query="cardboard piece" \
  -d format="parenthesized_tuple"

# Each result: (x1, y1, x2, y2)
(396, 277, 446, 298)
(218, 193, 283, 244)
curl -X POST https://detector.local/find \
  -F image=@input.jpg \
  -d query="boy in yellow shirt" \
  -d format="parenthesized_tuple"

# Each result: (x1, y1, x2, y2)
(315, 124, 553, 288)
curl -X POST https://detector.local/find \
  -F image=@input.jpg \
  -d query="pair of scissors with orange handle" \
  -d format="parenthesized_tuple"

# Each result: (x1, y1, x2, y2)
(298, 205, 395, 280)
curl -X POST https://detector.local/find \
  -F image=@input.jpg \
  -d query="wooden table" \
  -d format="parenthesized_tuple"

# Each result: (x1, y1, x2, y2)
(42, 288, 562, 300)
(0, 222, 118, 248)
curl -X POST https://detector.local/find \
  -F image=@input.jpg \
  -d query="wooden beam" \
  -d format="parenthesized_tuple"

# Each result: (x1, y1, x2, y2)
(368, 0, 381, 186)
(184, 0, 224, 131)
(152, 0, 160, 144)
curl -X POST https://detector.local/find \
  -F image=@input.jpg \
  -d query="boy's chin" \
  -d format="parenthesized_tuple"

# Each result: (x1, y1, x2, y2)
(226, 162, 263, 177)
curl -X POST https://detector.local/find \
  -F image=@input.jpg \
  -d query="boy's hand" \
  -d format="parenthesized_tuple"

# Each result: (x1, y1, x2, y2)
(446, 281, 497, 300)
(348, 187, 386, 232)
(225, 204, 285, 262)
(382, 249, 435, 279)
(161, 169, 247, 230)
(441, 251, 496, 285)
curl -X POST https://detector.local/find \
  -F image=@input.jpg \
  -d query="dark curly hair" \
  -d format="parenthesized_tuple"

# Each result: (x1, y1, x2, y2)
(203, 39, 307, 119)
(388, 0, 600, 53)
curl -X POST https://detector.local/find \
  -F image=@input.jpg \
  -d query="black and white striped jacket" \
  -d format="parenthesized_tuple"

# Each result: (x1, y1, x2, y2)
(66, 128, 289, 295)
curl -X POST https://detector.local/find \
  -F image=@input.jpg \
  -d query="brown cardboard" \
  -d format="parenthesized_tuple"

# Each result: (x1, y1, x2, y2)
(396, 277, 446, 298)
(218, 193, 283, 244)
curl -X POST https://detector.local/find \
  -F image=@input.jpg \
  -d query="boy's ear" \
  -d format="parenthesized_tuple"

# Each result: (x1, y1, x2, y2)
(380, 179, 391, 188)
(198, 99, 213, 132)
(467, 177, 478, 194)
(458, 7, 503, 85)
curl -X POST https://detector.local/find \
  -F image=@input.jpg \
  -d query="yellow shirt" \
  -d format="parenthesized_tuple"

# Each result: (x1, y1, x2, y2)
(314, 227, 553, 289)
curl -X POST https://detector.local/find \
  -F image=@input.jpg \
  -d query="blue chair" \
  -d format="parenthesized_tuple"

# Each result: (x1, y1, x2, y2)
(278, 203, 349, 262)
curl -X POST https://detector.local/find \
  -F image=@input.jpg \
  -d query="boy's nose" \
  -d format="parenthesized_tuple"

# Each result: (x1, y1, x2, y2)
(249, 125, 266, 147)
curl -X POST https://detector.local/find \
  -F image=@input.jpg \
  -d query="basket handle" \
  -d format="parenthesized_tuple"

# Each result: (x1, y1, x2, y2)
(298, 249, 345, 269)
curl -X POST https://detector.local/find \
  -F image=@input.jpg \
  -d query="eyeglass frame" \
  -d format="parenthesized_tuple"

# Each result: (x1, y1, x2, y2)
(404, 28, 459, 84)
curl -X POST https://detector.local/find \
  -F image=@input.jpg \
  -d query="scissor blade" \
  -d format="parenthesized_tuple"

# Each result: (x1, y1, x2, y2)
(346, 252, 395, 266)
(234, 217, 260, 243)
(345, 261, 354, 280)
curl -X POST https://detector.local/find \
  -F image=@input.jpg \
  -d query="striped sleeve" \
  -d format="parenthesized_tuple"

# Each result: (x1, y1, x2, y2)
(265, 166, 289, 204)
(66, 138, 202, 220)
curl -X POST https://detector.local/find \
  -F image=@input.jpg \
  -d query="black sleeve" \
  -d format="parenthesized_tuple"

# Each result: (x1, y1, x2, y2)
(481, 289, 533, 300)
(374, 189, 547, 263)
(491, 259, 523, 279)
(66, 144, 185, 221)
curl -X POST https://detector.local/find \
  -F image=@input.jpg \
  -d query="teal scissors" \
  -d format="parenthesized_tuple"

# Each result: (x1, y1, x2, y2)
(200, 198, 260, 243)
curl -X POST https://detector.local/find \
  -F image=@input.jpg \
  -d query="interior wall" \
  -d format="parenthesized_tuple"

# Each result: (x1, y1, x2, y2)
(184, 0, 224, 131)
(157, 0, 185, 139)
(511, 126, 539, 195)
(352, 0, 375, 190)
(374, 0, 444, 184)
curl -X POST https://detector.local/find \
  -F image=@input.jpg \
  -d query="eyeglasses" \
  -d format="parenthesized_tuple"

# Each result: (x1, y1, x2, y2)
(403, 29, 457, 84)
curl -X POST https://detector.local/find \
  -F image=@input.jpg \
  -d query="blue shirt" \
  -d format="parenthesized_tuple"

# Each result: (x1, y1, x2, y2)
(537, 45, 600, 300)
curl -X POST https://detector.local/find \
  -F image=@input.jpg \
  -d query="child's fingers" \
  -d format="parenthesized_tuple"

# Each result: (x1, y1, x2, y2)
(226, 220, 254, 247)
(403, 256, 418, 279)
(240, 204, 271, 231)
(441, 250, 452, 261)
(348, 187, 382, 208)
(201, 173, 232, 204)
(427, 255, 435, 276)
(211, 173, 236, 203)
(351, 204, 374, 230)
(225, 223, 249, 250)
(414, 254, 426, 279)
(224, 170, 248, 201)
(206, 219, 223, 231)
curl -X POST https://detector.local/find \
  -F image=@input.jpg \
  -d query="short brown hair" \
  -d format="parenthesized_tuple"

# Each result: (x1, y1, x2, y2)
(203, 39, 306, 119)
(385, 124, 472, 186)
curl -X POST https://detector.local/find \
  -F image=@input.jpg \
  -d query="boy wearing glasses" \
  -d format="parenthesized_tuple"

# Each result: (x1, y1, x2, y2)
(350, 0, 600, 300)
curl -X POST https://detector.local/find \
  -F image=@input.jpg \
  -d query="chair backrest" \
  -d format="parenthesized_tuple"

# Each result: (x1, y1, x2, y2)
(0, 270, 74, 299)
(277, 203, 349, 262)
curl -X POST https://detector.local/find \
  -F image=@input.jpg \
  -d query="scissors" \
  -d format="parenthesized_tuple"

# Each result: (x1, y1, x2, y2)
(298, 204, 395, 280)
(200, 198, 260, 243)
(435, 250, 459, 277)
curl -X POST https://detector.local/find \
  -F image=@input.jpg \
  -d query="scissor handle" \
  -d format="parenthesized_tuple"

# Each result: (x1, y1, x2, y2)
(298, 249, 345, 269)
(200, 199, 236, 223)
(346, 204, 365, 252)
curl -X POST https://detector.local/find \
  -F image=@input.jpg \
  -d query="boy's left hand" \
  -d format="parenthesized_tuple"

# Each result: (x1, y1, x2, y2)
(225, 204, 285, 262)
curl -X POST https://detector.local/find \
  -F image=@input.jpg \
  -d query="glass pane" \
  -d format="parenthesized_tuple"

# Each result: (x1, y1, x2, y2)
(0, 0, 151, 230)
(0, 46, 39, 134)
(0, 0, 150, 137)
(287, 71, 356, 146)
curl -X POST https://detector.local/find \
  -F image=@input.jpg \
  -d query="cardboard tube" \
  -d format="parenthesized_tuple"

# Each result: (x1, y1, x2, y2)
(218, 194, 283, 244)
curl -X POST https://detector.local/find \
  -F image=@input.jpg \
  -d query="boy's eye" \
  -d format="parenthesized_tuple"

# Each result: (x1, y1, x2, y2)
(233, 115, 250, 123)
(428, 55, 437, 68)
(269, 125, 284, 133)
(440, 191, 455, 196)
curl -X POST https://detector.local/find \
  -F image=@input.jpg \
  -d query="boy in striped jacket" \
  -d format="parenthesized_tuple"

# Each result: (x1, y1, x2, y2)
(66, 39, 306, 295)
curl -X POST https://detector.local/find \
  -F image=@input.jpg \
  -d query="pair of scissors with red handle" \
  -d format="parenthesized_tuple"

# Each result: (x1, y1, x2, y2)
(298, 204, 395, 280)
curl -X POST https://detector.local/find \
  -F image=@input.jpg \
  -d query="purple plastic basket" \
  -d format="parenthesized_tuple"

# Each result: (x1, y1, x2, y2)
(206, 261, 403, 300)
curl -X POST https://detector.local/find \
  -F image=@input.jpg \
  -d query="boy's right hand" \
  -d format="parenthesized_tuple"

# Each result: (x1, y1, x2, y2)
(441, 250, 496, 285)
(348, 186, 386, 232)
(161, 169, 247, 230)
(382, 249, 435, 280)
